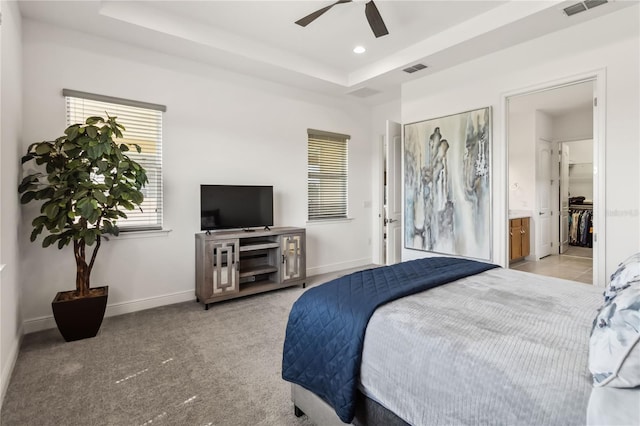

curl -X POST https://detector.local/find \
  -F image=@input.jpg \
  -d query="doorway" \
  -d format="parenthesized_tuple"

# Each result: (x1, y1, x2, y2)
(506, 79, 599, 284)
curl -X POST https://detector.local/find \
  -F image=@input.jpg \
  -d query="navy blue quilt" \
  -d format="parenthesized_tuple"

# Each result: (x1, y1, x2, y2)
(281, 256, 498, 423)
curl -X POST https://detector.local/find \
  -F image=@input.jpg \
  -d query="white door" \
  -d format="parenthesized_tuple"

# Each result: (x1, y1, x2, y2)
(559, 143, 570, 254)
(385, 121, 402, 265)
(536, 139, 553, 259)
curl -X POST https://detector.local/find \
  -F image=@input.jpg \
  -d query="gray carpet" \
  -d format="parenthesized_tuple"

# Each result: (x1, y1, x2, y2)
(1, 266, 375, 425)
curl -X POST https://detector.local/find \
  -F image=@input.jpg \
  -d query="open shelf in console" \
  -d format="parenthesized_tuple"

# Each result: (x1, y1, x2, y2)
(239, 240, 280, 252)
(239, 264, 278, 278)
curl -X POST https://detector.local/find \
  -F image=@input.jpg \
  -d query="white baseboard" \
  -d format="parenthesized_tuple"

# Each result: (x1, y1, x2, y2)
(307, 257, 373, 277)
(1, 326, 23, 409)
(22, 290, 195, 334)
(22, 258, 374, 335)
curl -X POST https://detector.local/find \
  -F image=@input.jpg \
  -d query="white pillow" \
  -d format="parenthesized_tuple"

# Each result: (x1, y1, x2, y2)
(589, 253, 640, 388)
(603, 252, 640, 303)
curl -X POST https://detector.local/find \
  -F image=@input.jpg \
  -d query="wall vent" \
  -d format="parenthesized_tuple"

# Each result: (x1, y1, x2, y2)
(403, 63, 428, 74)
(563, 0, 607, 16)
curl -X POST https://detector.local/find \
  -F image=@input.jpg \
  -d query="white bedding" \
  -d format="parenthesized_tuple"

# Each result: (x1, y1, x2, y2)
(359, 268, 603, 426)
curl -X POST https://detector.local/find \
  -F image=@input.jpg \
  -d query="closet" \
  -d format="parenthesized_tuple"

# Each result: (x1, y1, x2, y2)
(563, 139, 593, 256)
(569, 204, 593, 248)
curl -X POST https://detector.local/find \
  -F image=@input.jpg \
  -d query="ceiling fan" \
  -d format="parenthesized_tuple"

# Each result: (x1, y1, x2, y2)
(295, 0, 389, 38)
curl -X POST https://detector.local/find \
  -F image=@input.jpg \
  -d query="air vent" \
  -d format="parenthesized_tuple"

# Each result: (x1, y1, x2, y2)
(403, 63, 428, 74)
(563, 0, 607, 16)
(348, 87, 381, 98)
(584, 0, 608, 9)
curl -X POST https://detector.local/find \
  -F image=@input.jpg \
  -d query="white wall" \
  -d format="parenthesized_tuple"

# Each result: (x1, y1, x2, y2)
(402, 6, 640, 281)
(20, 20, 374, 332)
(565, 140, 594, 164)
(554, 107, 593, 142)
(0, 0, 23, 406)
(508, 112, 535, 211)
(566, 139, 594, 201)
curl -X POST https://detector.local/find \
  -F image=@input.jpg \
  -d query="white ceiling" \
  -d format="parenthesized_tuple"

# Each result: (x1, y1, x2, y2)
(18, 0, 637, 103)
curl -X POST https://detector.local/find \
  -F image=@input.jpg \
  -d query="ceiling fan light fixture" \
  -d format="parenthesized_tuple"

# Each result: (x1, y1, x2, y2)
(353, 46, 366, 54)
(294, 0, 389, 38)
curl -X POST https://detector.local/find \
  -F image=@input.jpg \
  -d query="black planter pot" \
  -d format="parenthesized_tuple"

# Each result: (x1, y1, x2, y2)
(51, 286, 108, 342)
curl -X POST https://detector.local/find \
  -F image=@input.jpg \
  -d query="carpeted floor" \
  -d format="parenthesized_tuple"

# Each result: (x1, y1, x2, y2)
(1, 265, 375, 426)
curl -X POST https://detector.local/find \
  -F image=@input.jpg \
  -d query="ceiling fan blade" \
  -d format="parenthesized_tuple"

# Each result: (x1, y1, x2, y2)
(295, 0, 352, 27)
(365, 0, 389, 38)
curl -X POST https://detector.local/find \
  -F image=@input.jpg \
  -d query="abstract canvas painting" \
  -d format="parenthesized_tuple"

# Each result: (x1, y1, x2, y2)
(404, 107, 492, 260)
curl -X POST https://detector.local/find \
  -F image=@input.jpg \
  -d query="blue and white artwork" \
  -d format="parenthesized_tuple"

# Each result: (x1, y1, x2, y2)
(404, 107, 491, 260)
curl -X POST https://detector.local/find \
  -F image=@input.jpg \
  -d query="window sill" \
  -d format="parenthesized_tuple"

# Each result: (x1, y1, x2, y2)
(109, 229, 172, 240)
(306, 218, 354, 225)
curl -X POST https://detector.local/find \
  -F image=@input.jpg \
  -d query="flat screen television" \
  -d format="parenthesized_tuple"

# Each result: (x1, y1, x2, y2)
(200, 185, 273, 231)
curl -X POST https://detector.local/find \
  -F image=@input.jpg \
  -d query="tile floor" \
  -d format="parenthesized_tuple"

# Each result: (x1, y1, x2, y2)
(510, 253, 593, 284)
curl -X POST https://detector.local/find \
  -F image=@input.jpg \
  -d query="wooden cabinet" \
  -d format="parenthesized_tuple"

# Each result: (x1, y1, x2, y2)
(195, 227, 306, 309)
(509, 217, 530, 261)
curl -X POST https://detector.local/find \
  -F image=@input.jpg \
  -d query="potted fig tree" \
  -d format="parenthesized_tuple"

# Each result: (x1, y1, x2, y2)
(19, 115, 148, 341)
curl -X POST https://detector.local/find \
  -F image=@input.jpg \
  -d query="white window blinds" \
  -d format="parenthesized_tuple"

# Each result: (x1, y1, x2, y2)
(64, 90, 165, 231)
(307, 129, 349, 220)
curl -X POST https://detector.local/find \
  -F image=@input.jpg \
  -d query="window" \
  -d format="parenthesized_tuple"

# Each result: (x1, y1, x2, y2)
(64, 89, 165, 231)
(307, 129, 349, 221)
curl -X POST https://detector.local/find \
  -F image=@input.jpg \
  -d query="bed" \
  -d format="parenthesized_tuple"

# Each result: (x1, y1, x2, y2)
(282, 257, 606, 425)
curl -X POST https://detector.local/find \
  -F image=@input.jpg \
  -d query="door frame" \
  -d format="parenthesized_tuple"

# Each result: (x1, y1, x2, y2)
(502, 69, 606, 286)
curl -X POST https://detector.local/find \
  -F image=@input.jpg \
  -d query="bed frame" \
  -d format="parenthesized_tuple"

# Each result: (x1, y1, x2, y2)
(291, 384, 408, 426)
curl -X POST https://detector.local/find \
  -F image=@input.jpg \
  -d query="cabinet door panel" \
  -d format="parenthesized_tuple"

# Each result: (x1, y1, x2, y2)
(205, 239, 239, 296)
(282, 233, 305, 282)
(510, 224, 522, 260)
(521, 218, 530, 257)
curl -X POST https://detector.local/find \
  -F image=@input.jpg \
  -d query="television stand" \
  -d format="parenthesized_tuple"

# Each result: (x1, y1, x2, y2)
(195, 227, 306, 310)
(264, 225, 271, 231)
(243, 228, 256, 232)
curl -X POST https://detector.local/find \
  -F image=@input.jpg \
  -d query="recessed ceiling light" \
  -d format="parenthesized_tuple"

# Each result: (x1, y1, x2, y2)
(353, 46, 366, 54)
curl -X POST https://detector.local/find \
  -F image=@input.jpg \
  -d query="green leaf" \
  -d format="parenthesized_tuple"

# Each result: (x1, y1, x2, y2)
(20, 191, 37, 204)
(57, 213, 67, 230)
(119, 144, 130, 152)
(32, 216, 48, 227)
(42, 234, 58, 248)
(87, 144, 100, 159)
(44, 203, 59, 220)
(85, 116, 103, 125)
(21, 153, 35, 164)
(77, 199, 95, 218)
(95, 160, 108, 173)
(84, 230, 96, 246)
(30, 226, 43, 242)
(35, 187, 54, 200)
(130, 191, 144, 205)
(35, 143, 53, 155)
(72, 189, 88, 200)
(65, 125, 79, 140)
(18, 174, 40, 193)
(62, 141, 77, 152)
(65, 147, 82, 158)
(93, 191, 107, 204)
(133, 144, 142, 153)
